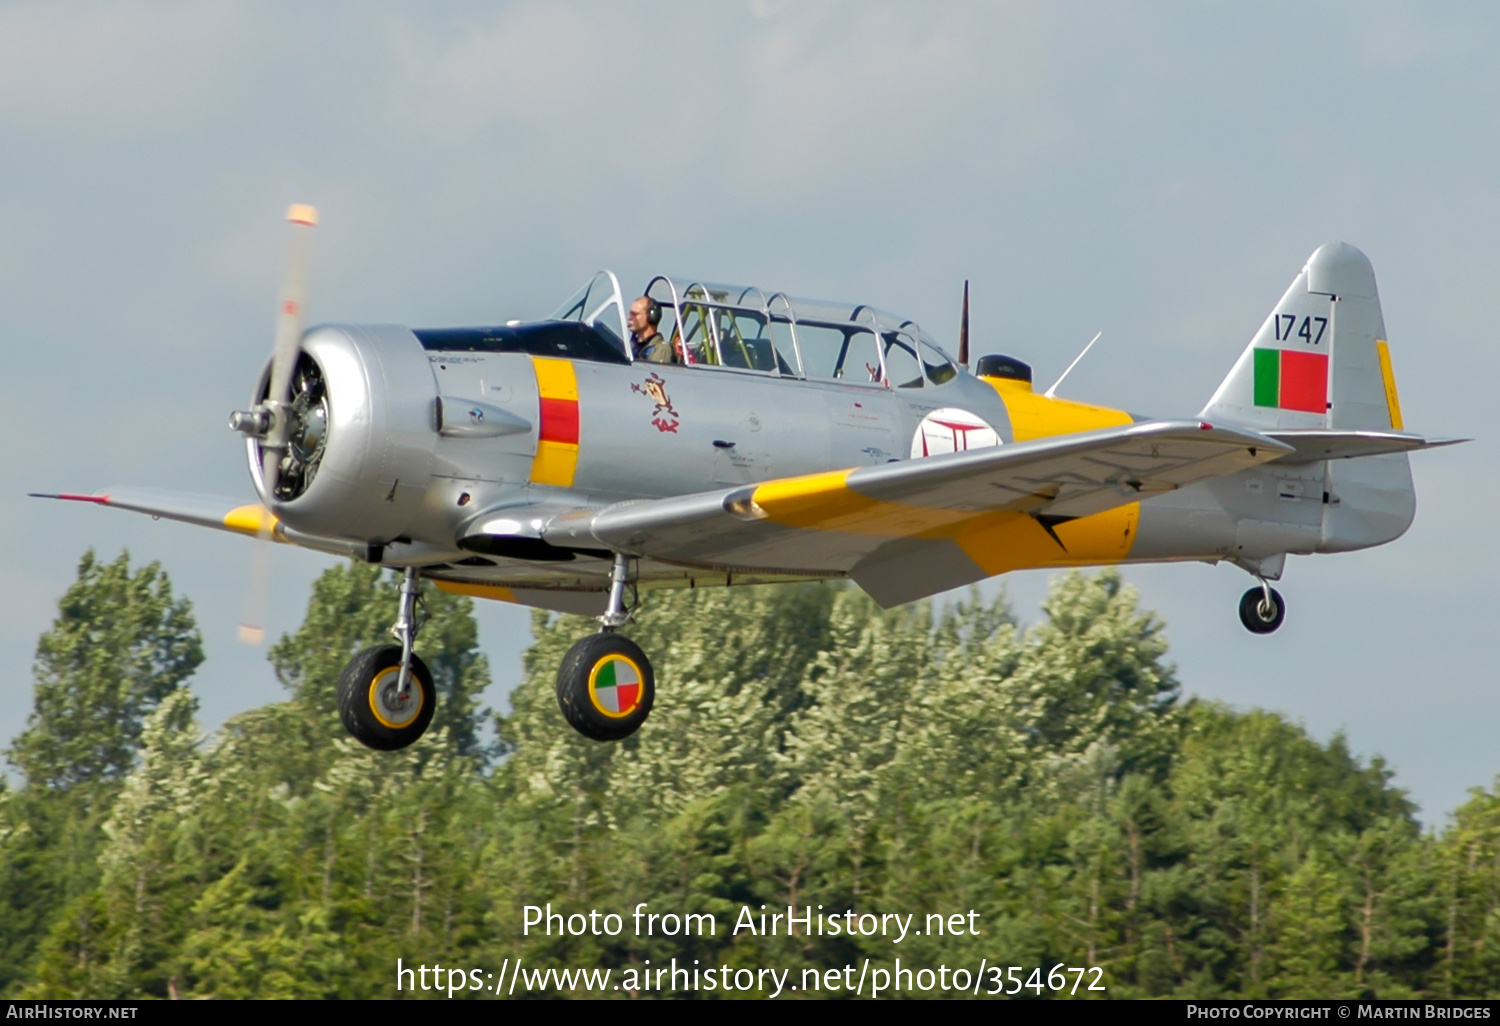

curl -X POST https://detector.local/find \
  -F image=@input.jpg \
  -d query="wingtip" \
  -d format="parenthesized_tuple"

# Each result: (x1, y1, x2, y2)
(29, 492, 109, 504)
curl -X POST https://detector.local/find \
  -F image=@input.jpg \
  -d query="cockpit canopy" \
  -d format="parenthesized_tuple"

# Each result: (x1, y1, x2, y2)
(550, 271, 959, 388)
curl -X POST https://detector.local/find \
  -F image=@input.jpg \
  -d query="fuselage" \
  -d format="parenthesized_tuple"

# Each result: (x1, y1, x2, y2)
(255, 293, 1412, 608)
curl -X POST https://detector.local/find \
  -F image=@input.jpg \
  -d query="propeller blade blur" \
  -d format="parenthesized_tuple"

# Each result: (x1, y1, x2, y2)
(238, 512, 272, 646)
(242, 204, 315, 644)
(263, 204, 318, 497)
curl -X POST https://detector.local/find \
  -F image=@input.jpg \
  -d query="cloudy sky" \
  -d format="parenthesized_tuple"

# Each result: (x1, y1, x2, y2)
(1, 1, 1493, 820)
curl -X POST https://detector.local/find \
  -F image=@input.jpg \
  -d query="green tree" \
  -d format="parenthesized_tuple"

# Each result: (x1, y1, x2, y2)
(8, 550, 203, 793)
(2, 551, 202, 997)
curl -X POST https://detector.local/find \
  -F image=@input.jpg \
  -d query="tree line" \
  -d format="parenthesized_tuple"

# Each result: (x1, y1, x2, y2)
(2, 550, 1498, 999)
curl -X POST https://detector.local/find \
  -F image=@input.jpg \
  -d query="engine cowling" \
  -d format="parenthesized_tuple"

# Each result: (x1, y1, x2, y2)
(246, 324, 438, 543)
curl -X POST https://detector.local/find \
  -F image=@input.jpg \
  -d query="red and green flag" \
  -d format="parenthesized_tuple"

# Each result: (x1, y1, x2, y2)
(1253, 348, 1327, 414)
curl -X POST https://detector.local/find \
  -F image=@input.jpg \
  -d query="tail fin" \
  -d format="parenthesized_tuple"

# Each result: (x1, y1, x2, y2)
(1201, 242, 1403, 432)
(1203, 243, 1416, 553)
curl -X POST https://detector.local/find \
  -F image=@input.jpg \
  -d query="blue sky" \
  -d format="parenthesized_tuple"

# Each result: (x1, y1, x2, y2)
(1, 1, 1493, 820)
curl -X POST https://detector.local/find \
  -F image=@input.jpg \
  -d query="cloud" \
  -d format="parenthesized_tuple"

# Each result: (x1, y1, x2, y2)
(0, 2, 250, 138)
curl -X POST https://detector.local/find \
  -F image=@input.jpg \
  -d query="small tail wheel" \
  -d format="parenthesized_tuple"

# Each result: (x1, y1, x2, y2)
(556, 633, 655, 742)
(1239, 586, 1286, 634)
(337, 644, 436, 751)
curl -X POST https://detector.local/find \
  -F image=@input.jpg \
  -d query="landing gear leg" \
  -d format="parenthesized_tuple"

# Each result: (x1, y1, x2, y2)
(600, 551, 634, 631)
(337, 567, 436, 750)
(556, 553, 655, 741)
(1238, 576, 1286, 634)
(392, 567, 424, 693)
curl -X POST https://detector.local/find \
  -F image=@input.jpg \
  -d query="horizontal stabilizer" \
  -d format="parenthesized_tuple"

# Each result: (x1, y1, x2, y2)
(1263, 430, 1469, 464)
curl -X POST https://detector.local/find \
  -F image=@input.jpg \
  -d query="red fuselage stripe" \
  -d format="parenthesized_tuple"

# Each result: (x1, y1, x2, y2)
(538, 398, 580, 445)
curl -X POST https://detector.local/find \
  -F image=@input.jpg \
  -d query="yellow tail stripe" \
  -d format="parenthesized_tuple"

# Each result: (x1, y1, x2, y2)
(1375, 340, 1404, 431)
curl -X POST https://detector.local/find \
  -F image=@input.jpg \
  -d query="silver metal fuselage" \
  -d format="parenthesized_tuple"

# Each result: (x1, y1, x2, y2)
(254, 318, 1414, 601)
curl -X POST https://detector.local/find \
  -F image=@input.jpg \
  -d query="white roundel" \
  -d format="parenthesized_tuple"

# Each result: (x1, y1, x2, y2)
(911, 408, 1002, 458)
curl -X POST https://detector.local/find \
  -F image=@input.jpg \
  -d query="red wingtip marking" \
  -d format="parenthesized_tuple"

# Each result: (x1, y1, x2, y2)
(55, 493, 110, 504)
(282, 299, 299, 316)
(1198, 422, 1213, 430)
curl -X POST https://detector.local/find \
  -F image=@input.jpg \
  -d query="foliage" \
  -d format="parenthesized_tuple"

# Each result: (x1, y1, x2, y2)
(3, 557, 1496, 998)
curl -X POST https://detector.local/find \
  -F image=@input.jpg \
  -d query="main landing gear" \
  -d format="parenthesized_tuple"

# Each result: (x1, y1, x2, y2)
(1238, 579, 1286, 634)
(555, 553, 655, 742)
(336, 555, 656, 750)
(339, 567, 436, 751)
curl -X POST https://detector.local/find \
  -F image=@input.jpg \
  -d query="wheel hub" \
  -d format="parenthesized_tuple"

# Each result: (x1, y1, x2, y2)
(370, 667, 422, 729)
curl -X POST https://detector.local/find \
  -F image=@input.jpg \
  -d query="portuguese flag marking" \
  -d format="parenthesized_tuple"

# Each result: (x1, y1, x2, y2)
(1253, 348, 1328, 414)
(590, 657, 642, 716)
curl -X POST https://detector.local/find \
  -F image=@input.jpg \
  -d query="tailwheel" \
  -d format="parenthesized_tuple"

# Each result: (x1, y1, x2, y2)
(556, 633, 655, 742)
(1238, 586, 1286, 634)
(338, 643, 436, 750)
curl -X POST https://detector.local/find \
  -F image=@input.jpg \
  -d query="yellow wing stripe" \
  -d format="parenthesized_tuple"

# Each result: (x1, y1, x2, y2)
(749, 470, 973, 534)
(433, 580, 519, 603)
(954, 505, 1138, 575)
(223, 504, 281, 538)
(747, 465, 1139, 575)
(1375, 340, 1404, 431)
(530, 356, 579, 487)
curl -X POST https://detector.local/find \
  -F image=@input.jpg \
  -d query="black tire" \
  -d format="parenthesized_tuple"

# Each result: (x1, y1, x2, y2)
(337, 644, 436, 751)
(556, 633, 655, 742)
(1238, 586, 1286, 634)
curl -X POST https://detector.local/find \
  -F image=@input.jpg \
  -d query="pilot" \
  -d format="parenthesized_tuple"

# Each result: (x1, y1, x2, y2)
(628, 296, 677, 364)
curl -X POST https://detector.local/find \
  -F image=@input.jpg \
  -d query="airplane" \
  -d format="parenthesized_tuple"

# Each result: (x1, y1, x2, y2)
(33, 206, 1461, 750)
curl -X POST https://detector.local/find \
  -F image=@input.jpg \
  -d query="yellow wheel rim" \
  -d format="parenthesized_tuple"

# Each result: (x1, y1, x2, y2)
(368, 666, 424, 729)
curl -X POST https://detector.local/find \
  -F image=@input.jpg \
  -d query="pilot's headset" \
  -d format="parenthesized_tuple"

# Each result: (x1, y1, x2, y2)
(645, 298, 662, 327)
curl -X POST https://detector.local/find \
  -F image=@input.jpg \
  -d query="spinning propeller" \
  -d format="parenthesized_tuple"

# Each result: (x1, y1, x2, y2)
(230, 204, 318, 644)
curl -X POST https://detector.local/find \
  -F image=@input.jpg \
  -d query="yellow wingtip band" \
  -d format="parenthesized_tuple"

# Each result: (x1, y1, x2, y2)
(223, 505, 280, 538)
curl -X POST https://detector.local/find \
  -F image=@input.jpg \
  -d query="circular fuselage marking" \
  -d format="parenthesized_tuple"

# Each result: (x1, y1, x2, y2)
(588, 654, 645, 719)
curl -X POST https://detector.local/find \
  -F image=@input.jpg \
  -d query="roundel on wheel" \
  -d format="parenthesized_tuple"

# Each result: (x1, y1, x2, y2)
(588, 654, 645, 719)
(911, 408, 1002, 459)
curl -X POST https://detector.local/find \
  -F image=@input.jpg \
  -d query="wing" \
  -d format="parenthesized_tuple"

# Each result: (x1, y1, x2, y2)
(28, 487, 367, 559)
(539, 419, 1291, 607)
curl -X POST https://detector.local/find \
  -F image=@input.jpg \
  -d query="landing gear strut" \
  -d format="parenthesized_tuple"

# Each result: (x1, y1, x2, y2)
(1238, 578, 1286, 634)
(555, 553, 656, 741)
(338, 567, 436, 750)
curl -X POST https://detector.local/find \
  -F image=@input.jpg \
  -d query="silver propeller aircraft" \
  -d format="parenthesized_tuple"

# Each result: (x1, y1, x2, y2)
(35, 207, 1459, 749)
